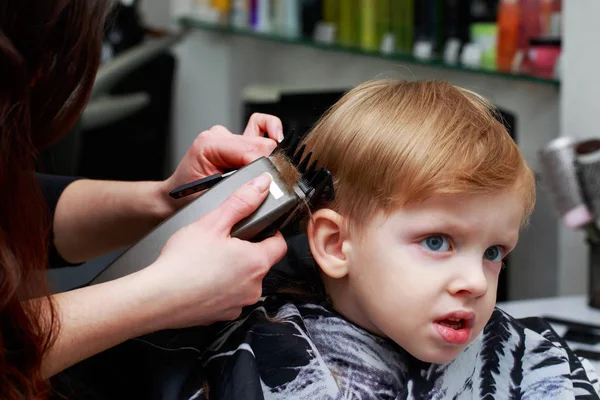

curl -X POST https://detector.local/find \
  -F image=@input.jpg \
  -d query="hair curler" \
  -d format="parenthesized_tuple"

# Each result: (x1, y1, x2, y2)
(88, 132, 334, 285)
(575, 139, 600, 221)
(538, 136, 600, 242)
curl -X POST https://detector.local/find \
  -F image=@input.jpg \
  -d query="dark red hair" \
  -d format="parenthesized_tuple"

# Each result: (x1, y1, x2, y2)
(0, 1, 115, 398)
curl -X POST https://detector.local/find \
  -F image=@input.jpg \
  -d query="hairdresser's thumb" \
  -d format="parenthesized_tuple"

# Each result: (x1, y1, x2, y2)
(206, 173, 273, 234)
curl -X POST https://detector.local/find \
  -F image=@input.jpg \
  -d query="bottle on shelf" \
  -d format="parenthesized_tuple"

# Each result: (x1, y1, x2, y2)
(274, 0, 301, 38)
(338, 1, 358, 47)
(516, 0, 541, 74)
(359, 0, 378, 51)
(231, 0, 249, 29)
(496, 0, 520, 72)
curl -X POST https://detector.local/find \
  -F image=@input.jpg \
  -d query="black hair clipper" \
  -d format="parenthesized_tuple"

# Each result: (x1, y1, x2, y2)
(89, 132, 334, 285)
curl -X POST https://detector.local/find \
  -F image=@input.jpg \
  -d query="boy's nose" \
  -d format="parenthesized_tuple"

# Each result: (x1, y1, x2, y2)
(447, 258, 489, 298)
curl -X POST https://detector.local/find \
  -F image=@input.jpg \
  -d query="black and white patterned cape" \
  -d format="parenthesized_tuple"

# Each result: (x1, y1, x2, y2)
(133, 294, 600, 400)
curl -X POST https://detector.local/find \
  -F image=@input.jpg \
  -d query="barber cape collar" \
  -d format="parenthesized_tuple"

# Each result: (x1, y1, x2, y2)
(134, 295, 600, 400)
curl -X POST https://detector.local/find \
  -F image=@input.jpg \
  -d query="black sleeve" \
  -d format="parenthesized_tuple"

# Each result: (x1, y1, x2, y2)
(36, 173, 84, 269)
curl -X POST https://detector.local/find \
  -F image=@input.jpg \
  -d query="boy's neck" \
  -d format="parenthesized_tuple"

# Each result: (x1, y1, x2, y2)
(321, 273, 386, 338)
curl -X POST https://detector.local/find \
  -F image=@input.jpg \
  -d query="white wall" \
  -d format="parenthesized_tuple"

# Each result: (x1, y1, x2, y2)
(139, 0, 172, 29)
(164, 1, 567, 301)
(557, 0, 600, 296)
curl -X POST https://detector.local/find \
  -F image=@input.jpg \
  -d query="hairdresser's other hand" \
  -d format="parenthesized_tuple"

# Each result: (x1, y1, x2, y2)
(141, 173, 287, 329)
(161, 113, 283, 212)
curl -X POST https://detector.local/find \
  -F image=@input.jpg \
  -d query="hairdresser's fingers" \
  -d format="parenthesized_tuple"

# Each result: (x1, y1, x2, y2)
(203, 173, 272, 234)
(204, 132, 260, 169)
(203, 132, 277, 170)
(243, 113, 284, 142)
(253, 231, 288, 274)
(240, 137, 278, 165)
(207, 124, 232, 136)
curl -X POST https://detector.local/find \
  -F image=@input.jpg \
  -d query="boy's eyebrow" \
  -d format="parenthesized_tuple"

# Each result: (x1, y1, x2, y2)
(413, 213, 475, 234)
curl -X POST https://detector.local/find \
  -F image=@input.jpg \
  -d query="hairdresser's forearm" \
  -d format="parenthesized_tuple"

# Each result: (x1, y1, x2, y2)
(40, 271, 162, 378)
(53, 179, 173, 263)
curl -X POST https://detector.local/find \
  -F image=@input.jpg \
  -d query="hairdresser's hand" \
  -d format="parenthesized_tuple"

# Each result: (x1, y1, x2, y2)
(161, 113, 283, 213)
(142, 173, 287, 329)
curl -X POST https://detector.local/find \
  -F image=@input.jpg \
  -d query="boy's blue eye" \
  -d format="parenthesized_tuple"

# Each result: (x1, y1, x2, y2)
(484, 246, 503, 262)
(420, 235, 450, 252)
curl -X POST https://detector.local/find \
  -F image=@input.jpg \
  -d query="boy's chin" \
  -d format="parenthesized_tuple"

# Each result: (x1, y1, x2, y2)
(409, 345, 466, 365)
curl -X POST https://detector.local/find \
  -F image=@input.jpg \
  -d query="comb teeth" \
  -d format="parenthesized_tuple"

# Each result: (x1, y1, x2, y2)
(305, 158, 317, 178)
(277, 130, 335, 207)
(281, 130, 301, 159)
(292, 144, 306, 165)
(297, 151, 312, 173)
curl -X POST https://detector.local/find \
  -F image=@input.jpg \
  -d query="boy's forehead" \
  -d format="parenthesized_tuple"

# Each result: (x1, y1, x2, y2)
(382, 192, 524, 234)
(389, 191, 521, 213)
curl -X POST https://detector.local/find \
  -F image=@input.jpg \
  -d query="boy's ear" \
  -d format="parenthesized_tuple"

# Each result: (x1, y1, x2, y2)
(307, 209, 351, 279)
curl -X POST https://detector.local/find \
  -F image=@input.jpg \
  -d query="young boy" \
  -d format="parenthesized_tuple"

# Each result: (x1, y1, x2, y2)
(139, 80, 600, 399)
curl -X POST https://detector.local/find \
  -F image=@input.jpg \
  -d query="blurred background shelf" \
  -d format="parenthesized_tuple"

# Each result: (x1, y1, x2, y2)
(179, 16, 560, 87)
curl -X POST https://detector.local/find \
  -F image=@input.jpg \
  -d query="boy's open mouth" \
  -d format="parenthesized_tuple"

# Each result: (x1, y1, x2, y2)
(433, 311, 475, 345)
(437, 318, 465, 330)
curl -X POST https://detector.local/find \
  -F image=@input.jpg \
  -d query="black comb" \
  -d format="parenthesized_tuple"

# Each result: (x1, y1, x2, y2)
(277, 130, 335, 208)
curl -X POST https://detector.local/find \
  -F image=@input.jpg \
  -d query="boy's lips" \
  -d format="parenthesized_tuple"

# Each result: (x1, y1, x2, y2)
(433, 310, 475, 345)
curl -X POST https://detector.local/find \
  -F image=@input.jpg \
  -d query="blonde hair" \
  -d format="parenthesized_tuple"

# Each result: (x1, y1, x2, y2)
(275, 79, 536, 232)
